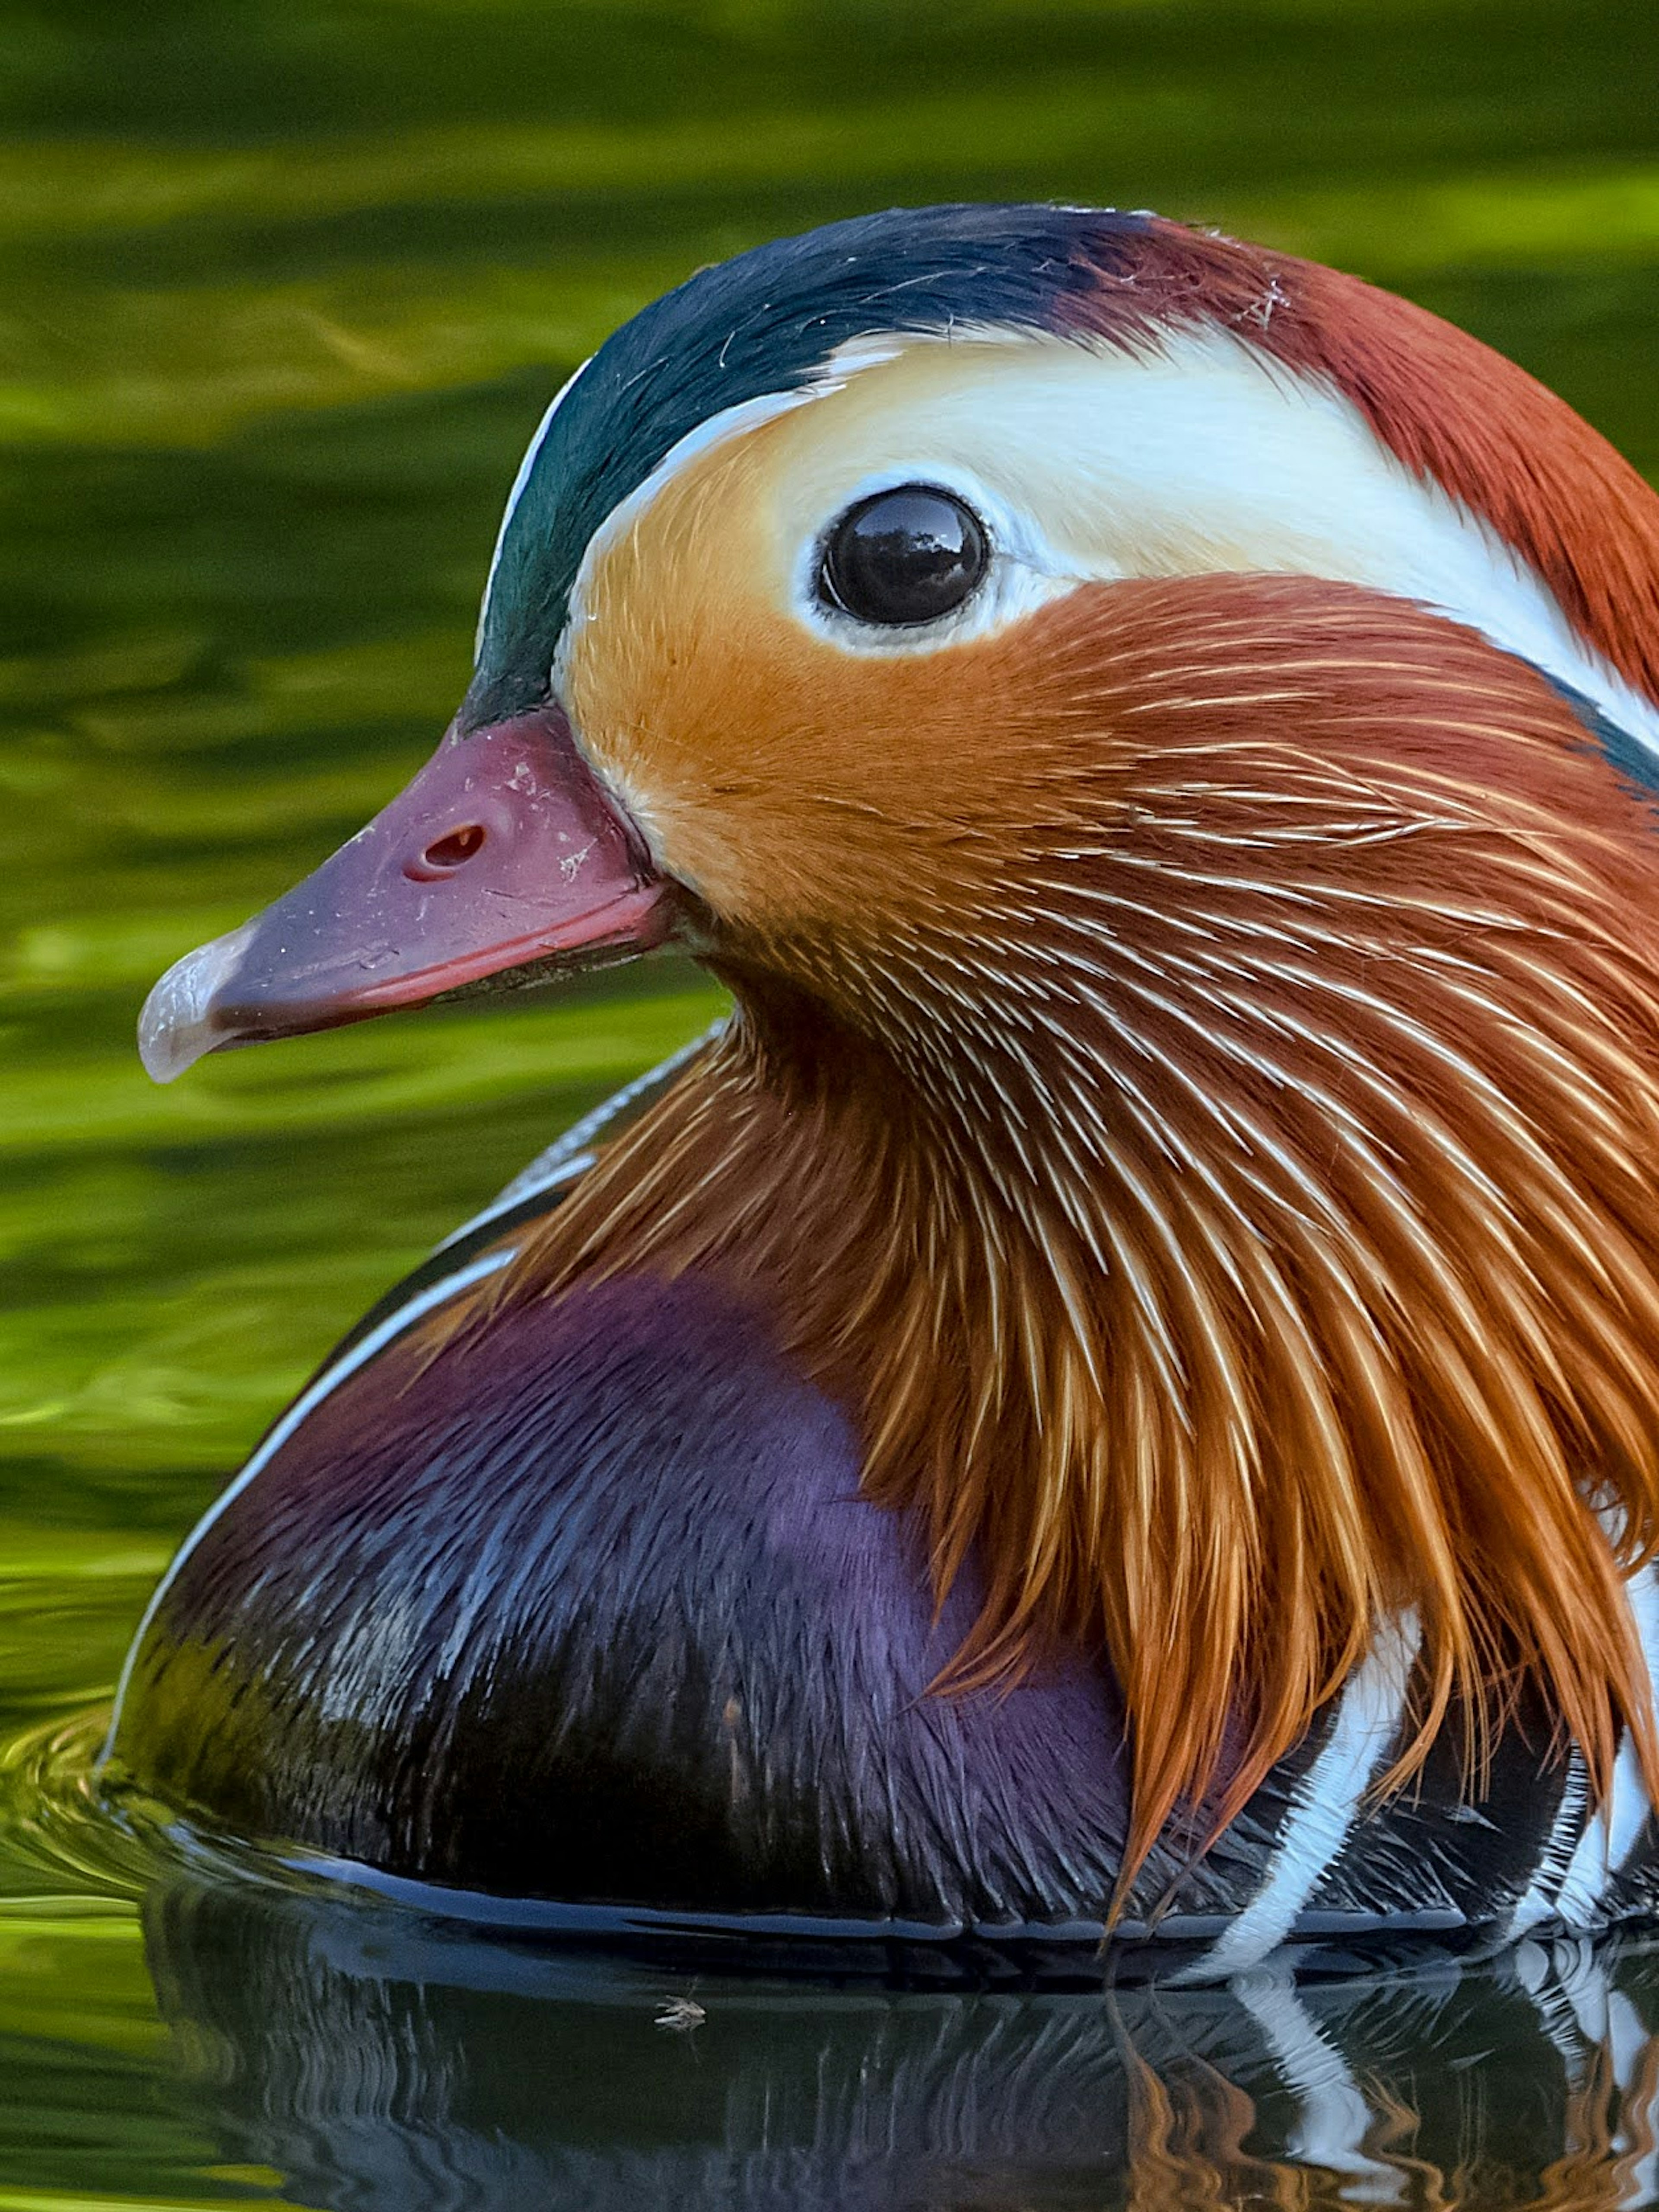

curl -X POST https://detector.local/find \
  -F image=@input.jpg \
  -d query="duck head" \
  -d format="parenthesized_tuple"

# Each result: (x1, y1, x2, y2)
(140, 203, 1659, 1083)
(138, 204, 1659, 1875)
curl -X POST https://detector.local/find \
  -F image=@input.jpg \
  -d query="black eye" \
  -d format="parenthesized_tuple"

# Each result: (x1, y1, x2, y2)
(817, 485, 988, 628)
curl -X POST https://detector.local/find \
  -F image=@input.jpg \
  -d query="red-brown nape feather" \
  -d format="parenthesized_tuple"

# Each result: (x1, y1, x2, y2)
(494, 576, 1659, 1894)
(1062, 218, 1659, 712)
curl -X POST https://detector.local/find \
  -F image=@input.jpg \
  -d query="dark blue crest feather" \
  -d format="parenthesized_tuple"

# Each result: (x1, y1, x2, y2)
(464, 202, 1150, 725)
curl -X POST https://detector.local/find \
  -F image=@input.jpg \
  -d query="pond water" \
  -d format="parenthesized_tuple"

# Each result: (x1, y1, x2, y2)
(3, 0, 1659, 2203)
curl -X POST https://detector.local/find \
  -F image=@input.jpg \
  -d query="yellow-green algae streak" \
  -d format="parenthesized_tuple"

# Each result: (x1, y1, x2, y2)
(2, 0, 1658, 2203)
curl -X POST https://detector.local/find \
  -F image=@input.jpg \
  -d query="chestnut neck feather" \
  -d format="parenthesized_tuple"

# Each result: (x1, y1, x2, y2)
(495, 577, 1659, 1881)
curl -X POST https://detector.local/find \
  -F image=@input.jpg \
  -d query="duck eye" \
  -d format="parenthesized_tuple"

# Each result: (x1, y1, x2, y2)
(817, 485, 988, 628)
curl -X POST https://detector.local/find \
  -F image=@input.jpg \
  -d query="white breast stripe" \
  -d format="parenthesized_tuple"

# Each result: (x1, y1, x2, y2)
(1507, 1754, 1592, 1941)
(1534, 1564, 1659, 1932)
(101, 1245, 516, 1758)
(1552, 1776, 1625, 1932)
(108, 1037, 729, 1763)
(432, 1151, 595, 1256)
(1171, 1612, 1420, 1984)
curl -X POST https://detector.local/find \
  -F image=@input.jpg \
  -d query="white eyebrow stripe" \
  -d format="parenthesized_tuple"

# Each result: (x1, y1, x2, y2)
(558, 383, 821, 651)
(480, 316, 1659, 774)
(475, 354, 593, 662)
(561, 321, 1659, 754)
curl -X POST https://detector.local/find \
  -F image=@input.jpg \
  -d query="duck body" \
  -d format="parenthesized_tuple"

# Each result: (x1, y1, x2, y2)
(113, 1079, 1624, 1969)
(121, 1251, 1138, 1932)
(111, 205, 1659, 1976)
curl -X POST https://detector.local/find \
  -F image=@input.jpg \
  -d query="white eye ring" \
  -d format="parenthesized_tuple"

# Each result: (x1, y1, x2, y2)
(794, 465, 1083, 654)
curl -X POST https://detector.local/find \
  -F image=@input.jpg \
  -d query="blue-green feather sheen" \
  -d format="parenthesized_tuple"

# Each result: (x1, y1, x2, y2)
(464, 202, 1151, 728)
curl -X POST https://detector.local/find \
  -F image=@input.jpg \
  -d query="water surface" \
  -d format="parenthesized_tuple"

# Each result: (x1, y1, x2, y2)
(3, 0, 1659, 2202)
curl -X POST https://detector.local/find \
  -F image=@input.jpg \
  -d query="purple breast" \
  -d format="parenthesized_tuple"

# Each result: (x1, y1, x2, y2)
(114, 1269, 1138, 1929)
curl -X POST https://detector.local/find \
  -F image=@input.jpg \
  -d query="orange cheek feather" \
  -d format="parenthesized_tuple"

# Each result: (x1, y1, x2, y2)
(562, 433, 1068, 943)
(556, 488, 1659, 1895)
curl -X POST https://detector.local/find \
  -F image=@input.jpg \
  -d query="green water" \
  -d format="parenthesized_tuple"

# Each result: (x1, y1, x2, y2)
(3, 0, 1659, 2202)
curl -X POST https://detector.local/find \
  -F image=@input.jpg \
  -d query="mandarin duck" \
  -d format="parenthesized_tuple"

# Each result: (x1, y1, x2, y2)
(109, 204, 1659, 1979)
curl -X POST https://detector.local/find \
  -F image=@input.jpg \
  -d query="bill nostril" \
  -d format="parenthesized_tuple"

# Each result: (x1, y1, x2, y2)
(427, 824, 487, 867)
(407, 824, 487, 879)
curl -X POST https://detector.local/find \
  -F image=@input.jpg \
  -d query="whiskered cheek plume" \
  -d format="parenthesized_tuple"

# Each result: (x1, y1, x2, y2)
(550, 558, 1659, 1896)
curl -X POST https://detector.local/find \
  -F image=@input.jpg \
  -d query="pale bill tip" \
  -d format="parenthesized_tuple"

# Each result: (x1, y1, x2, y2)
(137, 922, 257, 1085)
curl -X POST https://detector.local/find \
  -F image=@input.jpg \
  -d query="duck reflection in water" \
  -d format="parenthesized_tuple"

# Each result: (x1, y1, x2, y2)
(145, 1883, 1659, 2210)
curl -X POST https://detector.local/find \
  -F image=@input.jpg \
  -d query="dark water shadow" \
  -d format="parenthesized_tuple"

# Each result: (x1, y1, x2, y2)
(144, 1873, 1659, 2210)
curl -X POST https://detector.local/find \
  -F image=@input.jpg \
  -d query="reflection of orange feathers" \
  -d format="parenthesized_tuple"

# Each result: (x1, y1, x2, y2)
(499, 575, 1659, 1891)
(1123, 2043, 1287, 2212)
(1116, 1981, 1659, 2212)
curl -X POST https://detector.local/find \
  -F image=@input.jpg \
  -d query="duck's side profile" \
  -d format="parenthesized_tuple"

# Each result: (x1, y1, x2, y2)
(110, 203, 1659, 1978)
